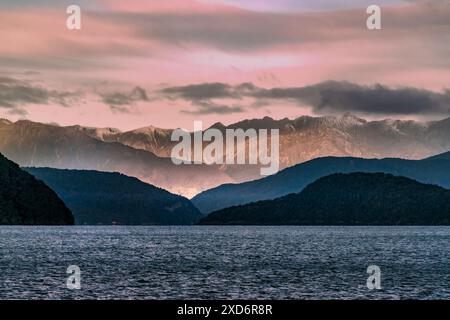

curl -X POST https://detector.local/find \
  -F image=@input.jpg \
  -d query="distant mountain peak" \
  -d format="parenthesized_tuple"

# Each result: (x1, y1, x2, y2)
(71, 125, 121, 141)
(341, 114, 366, 123)
(208, 122, 226, 130)
(0, 118, 12, 125)
(130, 125, 172, 135)
(14, 119, 35, 125)
(225, 116, 292, 131)
(72, 125, 121, 132)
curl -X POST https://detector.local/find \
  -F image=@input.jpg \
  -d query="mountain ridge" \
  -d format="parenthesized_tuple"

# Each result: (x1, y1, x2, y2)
(192, 154, 450, 213)
(0, 119, 232, 198)
(25, 167, 202, 225)
(4, 115, 450, 198)
(199, 173, 450, 225)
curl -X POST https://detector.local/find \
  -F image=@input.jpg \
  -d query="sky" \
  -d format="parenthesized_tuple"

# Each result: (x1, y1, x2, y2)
(0, 0, 450, 130)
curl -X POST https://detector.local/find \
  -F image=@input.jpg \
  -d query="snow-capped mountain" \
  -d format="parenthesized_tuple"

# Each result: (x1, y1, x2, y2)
(2, 115, 450, 197)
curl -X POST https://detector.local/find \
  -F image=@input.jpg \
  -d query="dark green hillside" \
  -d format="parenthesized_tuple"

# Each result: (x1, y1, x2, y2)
(0, 153, 74, 225)
(193, 156, 450, 214)
(199, 173, 450, 225)
(26, 168, 202, 225)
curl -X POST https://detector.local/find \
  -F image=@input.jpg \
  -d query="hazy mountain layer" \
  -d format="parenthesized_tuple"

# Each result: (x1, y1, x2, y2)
(82, 115, 450, 169)
(192, 155, 450, 213)
(0, 120, 232, 197)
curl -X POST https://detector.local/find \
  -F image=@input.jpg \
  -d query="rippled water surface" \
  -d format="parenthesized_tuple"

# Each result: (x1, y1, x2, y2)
(1, 226, 449, 299)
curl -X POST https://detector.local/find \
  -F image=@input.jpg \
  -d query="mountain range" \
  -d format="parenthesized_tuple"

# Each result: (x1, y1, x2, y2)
(199, 173, 450, 225)
(77, 115, 450, 167)
(192, 153, 450, 213)
(3, 115, 450, 197)
(0, 119, 231, 198)
(25, 168, 202, 225)
(0, 153, 74, 225)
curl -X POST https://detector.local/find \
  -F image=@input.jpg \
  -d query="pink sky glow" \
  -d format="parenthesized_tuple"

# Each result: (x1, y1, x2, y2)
(0, 0, 450, 130)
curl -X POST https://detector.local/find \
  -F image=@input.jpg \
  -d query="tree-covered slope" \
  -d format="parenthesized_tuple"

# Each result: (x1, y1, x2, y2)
(192, 156, 450, 214)
(199, 173, 450, 225)
(0, 153, 74, 225)
(25, 168, 202, 225)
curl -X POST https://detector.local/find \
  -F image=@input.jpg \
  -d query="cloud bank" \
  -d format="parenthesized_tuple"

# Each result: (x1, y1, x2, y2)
(0, 76, 80, 115)
(159, 81, 450, 116)
(99, 86, 149, 113)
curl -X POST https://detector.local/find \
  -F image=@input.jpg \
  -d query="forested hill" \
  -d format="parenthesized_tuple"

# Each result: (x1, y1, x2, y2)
(26, 167, 202, 225)
(192, 156, 450, 214)
(0, 153, 74, 225)
(199, 173, 450, 225)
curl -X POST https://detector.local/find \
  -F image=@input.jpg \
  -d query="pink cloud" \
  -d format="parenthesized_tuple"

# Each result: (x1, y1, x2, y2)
(0, 1, 449, 128)
(98, 0, 240, 13)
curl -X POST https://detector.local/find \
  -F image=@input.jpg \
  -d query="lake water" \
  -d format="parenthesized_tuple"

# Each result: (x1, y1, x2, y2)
(0, 226, 449, 300)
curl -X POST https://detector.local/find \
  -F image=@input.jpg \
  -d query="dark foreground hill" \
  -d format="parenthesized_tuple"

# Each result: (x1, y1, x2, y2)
(0, 153, 74, 225)
(0, 119, 233, 198)
(199, 173, 450, 225)
(26, 168, 202, 225)
(192, 155, 450, 214)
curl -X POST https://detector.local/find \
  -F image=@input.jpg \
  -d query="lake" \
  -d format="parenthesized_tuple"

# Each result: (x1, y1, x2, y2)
(0, 226, 449, 299)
